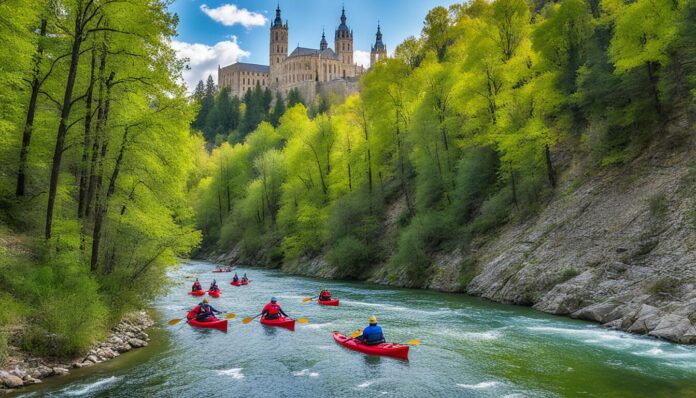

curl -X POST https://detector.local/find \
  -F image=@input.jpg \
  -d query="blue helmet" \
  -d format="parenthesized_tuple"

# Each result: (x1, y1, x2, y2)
(271, 296, 277, 302)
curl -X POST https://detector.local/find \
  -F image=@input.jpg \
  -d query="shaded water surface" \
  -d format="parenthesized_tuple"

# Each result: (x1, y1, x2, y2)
(16, 261, 696, 397)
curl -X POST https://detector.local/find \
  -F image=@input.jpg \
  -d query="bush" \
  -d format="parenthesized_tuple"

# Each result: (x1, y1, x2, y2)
(389, 212, 452, 285)
(451, 146, 500, 225)
(559, 267, 579, 283)
(20, 263, 107, 358)
(326, 236, 373, 278)
(470, 188, 512, 234)
(648, 193, 668, 221)
(0, 333, 7, 367)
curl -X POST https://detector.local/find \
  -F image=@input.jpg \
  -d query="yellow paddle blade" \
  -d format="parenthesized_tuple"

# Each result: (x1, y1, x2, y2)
(225, 313, 236, 319)
(350, 329, 363, 338)
(407, 339, 420, 346)
(302, 297, 313, 303)
(242, 317, 255, 324)
(297, 318, 309, 324)
(167, 319, 182, 326)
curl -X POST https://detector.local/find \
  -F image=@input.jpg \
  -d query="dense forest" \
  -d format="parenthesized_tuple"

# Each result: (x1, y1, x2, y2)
(0, 0, 200, 360)
(193, 0, 696, 284)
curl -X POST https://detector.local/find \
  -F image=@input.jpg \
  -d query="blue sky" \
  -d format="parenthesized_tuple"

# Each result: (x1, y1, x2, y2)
(169, 0, 460, 90)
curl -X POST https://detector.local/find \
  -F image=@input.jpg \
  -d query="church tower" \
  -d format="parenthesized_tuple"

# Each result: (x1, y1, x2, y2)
(370, 23, 387, 67)
(320, 29, 328, 51)
(270, 5, 288, 85)
(334, 7, 353, 76)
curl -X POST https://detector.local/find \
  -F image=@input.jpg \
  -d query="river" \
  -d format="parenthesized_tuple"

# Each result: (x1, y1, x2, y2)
(15, 260, 696, 397)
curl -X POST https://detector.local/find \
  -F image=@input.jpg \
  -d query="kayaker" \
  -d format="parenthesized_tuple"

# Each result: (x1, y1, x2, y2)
(318, 288, 332, 301)
(242, 273, 249, 282)
(209, 279, 219, 292)
(354, 315, 385, 346)
(192, 278, 202, 292)
(232, 273, 239, 283)
(192, 298, 221, 322)
(261, 297, 288, 320)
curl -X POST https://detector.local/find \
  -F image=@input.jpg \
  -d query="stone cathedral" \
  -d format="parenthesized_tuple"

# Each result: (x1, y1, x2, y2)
(218, 6, 387, 101)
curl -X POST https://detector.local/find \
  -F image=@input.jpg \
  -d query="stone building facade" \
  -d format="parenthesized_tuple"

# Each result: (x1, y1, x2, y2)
(218, 6, 386, 101)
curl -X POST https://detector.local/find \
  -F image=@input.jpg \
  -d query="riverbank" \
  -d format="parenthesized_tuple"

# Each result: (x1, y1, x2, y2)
(0, 311, 153, 393)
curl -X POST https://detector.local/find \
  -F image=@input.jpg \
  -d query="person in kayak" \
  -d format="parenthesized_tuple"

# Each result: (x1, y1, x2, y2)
(232, 272, 239, 283)
(192, 298, 222, 322)
(355, 315, 385, 345)
(242, 273, 249, 283)
(318, 288, 332, 301)
(192, 278, 202, 292)
(209, 279, 219, 292)
(261, 297, 288, 320)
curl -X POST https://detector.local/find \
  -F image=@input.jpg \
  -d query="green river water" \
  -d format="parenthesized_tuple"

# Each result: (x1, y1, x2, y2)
(15, 260, 696, 397)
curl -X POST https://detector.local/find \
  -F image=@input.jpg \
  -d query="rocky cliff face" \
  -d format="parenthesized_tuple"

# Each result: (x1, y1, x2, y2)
(217, 127, 696, 344)
(465, 130, 696, 344)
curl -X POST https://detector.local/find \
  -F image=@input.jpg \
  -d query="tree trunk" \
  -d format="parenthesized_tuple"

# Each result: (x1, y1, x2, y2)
(16, 18, 47, 197)
(89, 71, 115, 271)
(511, 169, 518, 209)
(545, 144, 556, 189)
(91, 124, 128, 271)
(45, 12, 87, 240)
(86, 46, 108, 218)
(78, 45, 97, 217)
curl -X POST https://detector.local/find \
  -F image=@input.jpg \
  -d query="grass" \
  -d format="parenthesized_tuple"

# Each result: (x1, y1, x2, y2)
(647, 193, 668, 221)
(559, 267, 580, 283)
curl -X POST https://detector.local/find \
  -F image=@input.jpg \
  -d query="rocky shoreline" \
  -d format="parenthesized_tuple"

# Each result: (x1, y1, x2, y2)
(0, 311, 154, 393)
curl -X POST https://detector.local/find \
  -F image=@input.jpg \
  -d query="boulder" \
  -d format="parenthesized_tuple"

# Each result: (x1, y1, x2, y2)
(86, 355, 100, 364)
(0, 372, 24, 388)
(648, 314, 692, 341)
(22, 376, 41, 385)
(571, 302, 621, 323)
(31, 365, 53, 379)
(679, 327, 696, 344)
(128, 338, 147, 348)
(115, 343, 132, 353)
(52, 367, 69, 376)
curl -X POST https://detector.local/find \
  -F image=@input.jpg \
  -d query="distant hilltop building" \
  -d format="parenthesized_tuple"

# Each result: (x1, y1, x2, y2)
(218, 6, 386, 102)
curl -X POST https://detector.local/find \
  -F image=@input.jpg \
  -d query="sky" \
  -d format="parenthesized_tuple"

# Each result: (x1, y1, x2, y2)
(168, 0, 460, 91)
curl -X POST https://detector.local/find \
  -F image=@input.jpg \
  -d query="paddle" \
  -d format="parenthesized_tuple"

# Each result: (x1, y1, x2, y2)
(168, 312, 236, 326)
(296, 318, 309, 324)
(302, 296, 317, 303)
(242, 314, 261, 324)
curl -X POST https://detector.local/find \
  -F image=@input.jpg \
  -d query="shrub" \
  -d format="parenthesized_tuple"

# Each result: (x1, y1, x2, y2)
(451, 146, 500, 225)
(647, 193, 668, 221)
(470, 188, 512, 234)
(326, 236, 373, 278)
(559, 267, 579, 283)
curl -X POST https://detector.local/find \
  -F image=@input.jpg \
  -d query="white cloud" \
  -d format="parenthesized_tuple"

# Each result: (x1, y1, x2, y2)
(354, 50, 371, 69)
(200, 4, 267, 28)
(170, 37, 250, 92)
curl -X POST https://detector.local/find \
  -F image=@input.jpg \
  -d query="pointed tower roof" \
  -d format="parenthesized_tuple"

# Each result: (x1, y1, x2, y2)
(372, 22, 385, 51)
(320, 29, 328, 51)
(335, 6, 351, 38)
(273, 4, 283, 28)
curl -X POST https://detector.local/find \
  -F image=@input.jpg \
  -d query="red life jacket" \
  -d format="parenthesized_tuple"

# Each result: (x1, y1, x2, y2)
(262, 302, 281, 316)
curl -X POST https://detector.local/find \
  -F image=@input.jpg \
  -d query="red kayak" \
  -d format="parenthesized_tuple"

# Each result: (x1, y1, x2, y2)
(230, 280, 241, 286)
(333, 332, 409, 360)
(241, 281, 249, 285)
(189, 290, 205, 296)
(186, 311, 228, 332)
(260, 316, 295, 331)
(317, 298, 339, 306)
(208, 289, 221, 298)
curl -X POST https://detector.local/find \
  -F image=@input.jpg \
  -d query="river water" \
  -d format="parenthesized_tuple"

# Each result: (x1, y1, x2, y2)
(16, 260, 696, 397)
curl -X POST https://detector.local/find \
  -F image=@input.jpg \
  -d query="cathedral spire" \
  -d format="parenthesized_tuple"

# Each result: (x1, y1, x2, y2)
(320, 29, 328, 51)
(273, 4, 283, 28)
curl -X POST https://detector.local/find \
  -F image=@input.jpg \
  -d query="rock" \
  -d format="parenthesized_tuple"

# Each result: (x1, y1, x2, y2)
(86, 355, 100, 364)
(128, 338, 147, 348)
(115, 343, 132, 353)
(31, 365, 53, 379)
(52, 367, 69, 376)
(0, 372, 24, 388)
(108, 336, 124, 345)
(602, 319, 623, 330)
(679, 327, 696, 344)
(11, 366, 26, 379)
(22, 377, 41, 385)
(571, 302, 621, 323)
(72, 362, 84, 369)
(648, 314, 692, 341)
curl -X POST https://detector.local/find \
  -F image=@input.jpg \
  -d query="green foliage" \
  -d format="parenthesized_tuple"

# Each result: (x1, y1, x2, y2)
(191, 0, 696, 288)
(648, 193, 668, 221)
(559, 267, 580, 283)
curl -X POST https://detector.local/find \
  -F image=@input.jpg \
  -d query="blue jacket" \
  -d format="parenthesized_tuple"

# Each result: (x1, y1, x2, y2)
(358, 324, 385, 345)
